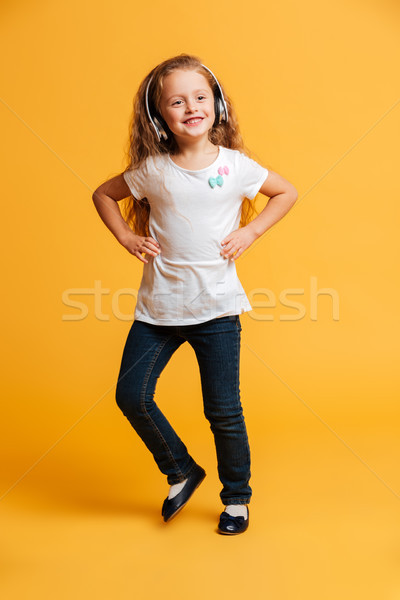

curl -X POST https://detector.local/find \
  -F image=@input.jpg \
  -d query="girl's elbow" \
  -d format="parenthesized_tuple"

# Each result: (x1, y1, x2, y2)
(288, 185, 298, 203)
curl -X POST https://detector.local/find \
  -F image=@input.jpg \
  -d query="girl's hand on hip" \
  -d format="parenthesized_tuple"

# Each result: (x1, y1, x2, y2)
(120, 231, 161, 263)
(220, 226, 257, 262)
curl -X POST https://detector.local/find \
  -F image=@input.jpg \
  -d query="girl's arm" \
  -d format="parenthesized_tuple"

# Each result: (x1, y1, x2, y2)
(221, 170, 298, 261)
(92, 174, 133, 243)
(92, 174, 160, 264)
(246, 170, 298, 239)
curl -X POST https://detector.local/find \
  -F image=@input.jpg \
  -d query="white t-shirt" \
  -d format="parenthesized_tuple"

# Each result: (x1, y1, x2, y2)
(123, 145, 269, 326)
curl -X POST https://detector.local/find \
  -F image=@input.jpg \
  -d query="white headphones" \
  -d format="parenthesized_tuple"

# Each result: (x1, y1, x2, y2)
(145, 63, 229, 141)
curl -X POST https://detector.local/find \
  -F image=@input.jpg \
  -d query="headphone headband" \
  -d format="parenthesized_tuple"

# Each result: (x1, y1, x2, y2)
(145, 63, 229, 141)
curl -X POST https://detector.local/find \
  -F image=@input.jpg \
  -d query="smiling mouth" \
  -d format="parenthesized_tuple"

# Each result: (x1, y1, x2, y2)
(184, 117, 204, 125)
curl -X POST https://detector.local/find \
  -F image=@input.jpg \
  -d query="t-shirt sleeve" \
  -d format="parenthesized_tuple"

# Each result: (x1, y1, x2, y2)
(237, 152, 269, 200)
(122, 164, 147, 199)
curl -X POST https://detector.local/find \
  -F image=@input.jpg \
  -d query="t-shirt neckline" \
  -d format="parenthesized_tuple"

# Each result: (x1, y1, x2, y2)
(167, 146, 222, 173)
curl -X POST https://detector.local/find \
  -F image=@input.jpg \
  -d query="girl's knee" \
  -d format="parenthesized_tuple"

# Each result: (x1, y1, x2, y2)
(115, 381, 141, 416)
(204, 406, 244, 427)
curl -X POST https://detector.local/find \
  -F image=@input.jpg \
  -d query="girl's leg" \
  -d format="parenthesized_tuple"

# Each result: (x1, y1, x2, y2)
(115, 319, 198, 484)
(185, 315, 252, 506)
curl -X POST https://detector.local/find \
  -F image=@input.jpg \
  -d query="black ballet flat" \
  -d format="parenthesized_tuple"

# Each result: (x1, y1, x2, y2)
(161, 464, 206, 522)
(217, 507, 249, 535)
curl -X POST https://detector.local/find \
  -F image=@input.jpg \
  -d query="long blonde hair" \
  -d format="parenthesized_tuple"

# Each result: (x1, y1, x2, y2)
(122, 53, 264, 237)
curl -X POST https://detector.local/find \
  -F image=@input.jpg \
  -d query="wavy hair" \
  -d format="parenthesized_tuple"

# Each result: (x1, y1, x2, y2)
(121, 53, 265, 237)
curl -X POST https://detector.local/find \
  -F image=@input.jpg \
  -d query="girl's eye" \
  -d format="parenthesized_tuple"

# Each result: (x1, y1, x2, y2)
(172, 96, 206, 106)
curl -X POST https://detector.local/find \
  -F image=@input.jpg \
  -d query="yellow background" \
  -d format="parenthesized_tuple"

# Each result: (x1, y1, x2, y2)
(1, 0, 400, 598)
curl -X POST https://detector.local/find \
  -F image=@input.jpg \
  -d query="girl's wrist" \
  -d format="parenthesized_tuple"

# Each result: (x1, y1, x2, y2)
(245, 221, 262, 240)
(117, 226, 135, 246)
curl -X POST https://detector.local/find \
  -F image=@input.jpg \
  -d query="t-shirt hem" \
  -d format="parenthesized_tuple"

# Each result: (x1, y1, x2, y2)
(134, 305, 252, 326)
(123, 170, 141, 199)
(246, 169, 269, 200)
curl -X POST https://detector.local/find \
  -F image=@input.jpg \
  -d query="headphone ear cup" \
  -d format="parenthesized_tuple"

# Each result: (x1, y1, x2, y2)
(217, 98, 226, 124)
(213, 95, 221, 126)
(153, 113, 170, 141)
(213, 95, 227, 126)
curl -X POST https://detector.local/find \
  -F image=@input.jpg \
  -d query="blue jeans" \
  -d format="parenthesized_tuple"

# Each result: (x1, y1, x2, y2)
(115, 314, 252, 506)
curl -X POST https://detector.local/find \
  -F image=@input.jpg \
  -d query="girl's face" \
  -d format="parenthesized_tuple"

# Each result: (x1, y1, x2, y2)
(159, 69, 215, 142)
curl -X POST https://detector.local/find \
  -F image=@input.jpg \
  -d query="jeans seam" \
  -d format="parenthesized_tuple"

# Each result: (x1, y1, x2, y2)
(140, 334, 186, 479)
(236, 325, 251, 501)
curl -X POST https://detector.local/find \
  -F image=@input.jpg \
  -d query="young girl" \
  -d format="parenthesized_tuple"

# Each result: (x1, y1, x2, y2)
(92, 53, 297, 535)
